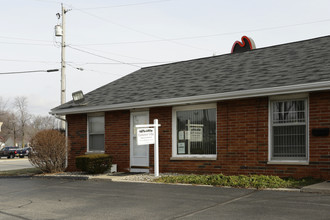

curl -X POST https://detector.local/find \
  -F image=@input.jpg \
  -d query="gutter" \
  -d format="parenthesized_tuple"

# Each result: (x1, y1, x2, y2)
(50, 81, 330, 115)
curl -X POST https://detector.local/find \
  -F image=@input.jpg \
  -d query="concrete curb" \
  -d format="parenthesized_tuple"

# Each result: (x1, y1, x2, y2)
(32, 175, 89, 181)
(4, 174, 328, 194)
(300, 181, 330, 194)
(31, 174, 303, 192)
(0, 175, 33, 179)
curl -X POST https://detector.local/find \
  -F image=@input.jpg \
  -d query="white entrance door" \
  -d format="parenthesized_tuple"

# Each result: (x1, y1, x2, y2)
(130, 111, 149, 172)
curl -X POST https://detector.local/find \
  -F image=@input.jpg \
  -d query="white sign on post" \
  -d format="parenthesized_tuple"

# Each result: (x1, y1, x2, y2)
(137, 128, 155, 145)
(136, 119, 161, 177)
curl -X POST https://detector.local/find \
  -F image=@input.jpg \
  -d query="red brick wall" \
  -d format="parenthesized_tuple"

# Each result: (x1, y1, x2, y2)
(66, 114, 87, 171)
(105, 110, 130, 172)
(217, 97, 270, 176)
(148, 98, 271, 175)
(66, 111, 130, 172)
(148, 93, 330, 179)
(66, 91, 330, 179)
(309, 91, 330, 179)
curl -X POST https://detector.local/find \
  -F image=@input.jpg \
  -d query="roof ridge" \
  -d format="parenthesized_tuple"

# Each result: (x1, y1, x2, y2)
(51, 34, 330, 114)
(140, 35, 330, 70)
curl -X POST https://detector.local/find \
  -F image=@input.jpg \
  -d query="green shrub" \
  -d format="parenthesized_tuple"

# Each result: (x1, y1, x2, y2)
(155, 174, 321, 189)
(75, 154, 112, 174)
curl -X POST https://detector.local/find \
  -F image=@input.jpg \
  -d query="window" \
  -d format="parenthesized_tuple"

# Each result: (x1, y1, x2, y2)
(88, 115, 105, 152)
(270, 98, 308, 161)
(172, 104, 216, 158)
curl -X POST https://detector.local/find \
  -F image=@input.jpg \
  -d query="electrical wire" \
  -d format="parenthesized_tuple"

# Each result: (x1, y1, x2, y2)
(0, 41, 53, 46)
(0, 35, 53, 43)
(71, 18, 330, 46)
(67, 63, 128, 77)
(75, 45, 154, 62)
(67, 45, 141, 68)
(28, 0, 61, 4)
(70, 5, 214, 53)
(0, 69, 59, 75)
(0, 58, 59, 64)
(79, 0, 173, 10)
(76, 61, 174, 65)
(0, 58, 172, 66)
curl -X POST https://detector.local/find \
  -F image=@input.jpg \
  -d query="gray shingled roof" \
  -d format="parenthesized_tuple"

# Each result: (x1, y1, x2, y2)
(51, 35, 330, 114)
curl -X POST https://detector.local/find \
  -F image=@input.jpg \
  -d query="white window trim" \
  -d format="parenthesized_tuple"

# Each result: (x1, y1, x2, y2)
(172, 103, 217, 159)
(87, 113, 105, 153)
(268, 95, 309, 164)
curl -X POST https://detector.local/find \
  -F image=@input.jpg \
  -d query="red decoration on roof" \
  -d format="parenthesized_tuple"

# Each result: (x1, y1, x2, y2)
(231, 36, 256, 53)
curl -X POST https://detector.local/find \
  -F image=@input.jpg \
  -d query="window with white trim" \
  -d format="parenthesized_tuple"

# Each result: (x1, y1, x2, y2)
(270, 99, 308, 161)
(88, 115, 105, 152)
(173, 104, 216, 157)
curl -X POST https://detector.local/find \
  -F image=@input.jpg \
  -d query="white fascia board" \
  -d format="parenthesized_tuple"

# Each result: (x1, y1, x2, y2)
(50, 81, 330, 115)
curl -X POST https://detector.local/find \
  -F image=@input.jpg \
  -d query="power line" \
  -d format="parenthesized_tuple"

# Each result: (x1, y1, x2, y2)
(77, 61, 174, 65)
(70, 5, 213, 53)
(0, 58, 59, 64)
(79, 0, 173, 10)
(67, 63, 128, 77)
(71, 18, 330, 46)
(0, 41, 53, 46)
(0, 35, 53, 43)
(67, 45, 141, 68)
(28, 0, 61, 4)
(74, 45, 167, 64)
(0, 69, 59, 75)
(75, 45, 154, 62)
(0, 58, 172, 66)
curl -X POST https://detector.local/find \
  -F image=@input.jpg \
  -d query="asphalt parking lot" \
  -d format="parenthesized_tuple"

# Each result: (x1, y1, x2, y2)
(0, 158, 34, 171)
(0, 178, 329, 220)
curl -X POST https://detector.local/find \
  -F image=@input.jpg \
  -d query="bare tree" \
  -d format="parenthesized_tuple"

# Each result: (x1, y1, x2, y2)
(0, 97, 16, 146)
(13, 96, 31, 147)
(1, 96, 60, 147)
(0, 97, 8, 147)
(27, 115, 58, 139)
(29, 130, 70, 173)
(0, 97, 8, 114)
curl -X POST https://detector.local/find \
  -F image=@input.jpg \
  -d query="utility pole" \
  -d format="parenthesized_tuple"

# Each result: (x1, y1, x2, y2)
(55, 3, 68, 130)
(60, 3, 66, 130)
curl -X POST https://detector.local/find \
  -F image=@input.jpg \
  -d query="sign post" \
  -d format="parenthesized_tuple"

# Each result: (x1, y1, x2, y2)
(136, 119, 161, 177)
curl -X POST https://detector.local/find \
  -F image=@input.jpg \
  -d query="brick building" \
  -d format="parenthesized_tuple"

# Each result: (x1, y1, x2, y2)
(51, 36, 330, 179)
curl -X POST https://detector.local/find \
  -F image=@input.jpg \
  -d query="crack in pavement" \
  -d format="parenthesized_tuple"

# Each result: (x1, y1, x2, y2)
(0, 179, 73, 196)
(0, 210, 31, 220)
(170, 190, 257, 219)
(0, 199, 33, 213)
(17, 200, 33, 208)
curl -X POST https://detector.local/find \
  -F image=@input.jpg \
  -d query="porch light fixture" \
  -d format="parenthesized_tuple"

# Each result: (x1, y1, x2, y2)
(72, 90, 85, 104)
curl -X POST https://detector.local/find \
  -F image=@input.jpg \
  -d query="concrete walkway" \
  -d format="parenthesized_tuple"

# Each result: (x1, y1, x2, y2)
(301, 181, 330, 194)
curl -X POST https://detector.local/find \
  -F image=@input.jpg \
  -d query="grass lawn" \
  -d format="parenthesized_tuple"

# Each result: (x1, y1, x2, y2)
(0, 168, 42, 176)
(154, 174, 323, 189)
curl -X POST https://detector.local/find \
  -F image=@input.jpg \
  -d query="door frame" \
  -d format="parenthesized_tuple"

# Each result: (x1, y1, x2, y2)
(130, 110, 150, 173)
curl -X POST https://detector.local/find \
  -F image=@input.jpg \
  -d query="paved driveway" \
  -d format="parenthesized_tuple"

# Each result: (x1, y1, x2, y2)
(0, 178, 329, 220)
(0, 158, 34, 171)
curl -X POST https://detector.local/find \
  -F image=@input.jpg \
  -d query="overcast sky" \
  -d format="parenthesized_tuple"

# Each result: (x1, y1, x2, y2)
(1, 0, 330, 116)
